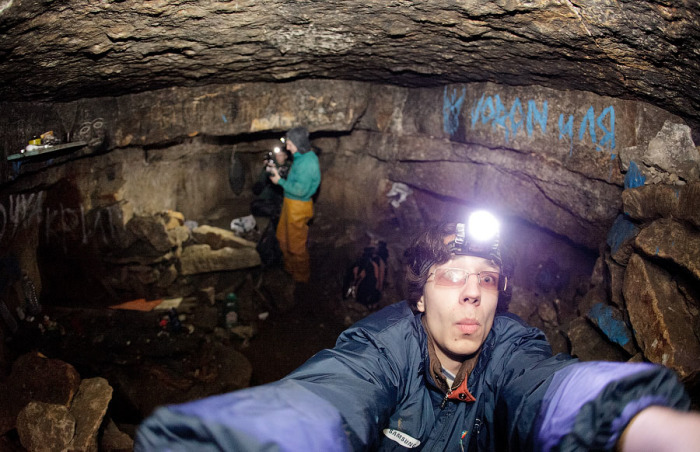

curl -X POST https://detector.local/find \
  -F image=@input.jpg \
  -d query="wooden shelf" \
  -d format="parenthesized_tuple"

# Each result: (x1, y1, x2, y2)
(7, 141, 88, 161)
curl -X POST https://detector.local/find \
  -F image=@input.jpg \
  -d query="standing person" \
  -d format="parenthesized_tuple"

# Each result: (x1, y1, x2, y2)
(250, 146, 292, 219)
(268, 126, 321, 283)
(251, 146, 292, 267)
(136, 210, 700, 451)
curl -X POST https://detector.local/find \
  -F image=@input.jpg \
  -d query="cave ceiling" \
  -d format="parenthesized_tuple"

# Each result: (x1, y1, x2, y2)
(0, 1, 699, 133)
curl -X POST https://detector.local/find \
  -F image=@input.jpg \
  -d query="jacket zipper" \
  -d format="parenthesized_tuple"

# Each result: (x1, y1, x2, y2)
(440, 389, 452, 409)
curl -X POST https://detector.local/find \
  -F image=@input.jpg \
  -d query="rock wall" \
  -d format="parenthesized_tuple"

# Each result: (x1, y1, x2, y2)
(1, 79, 699, 385)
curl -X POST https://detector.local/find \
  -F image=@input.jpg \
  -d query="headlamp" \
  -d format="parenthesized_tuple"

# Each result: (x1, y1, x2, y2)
(280, 137, 286, 144)
(273, 146, 281, 154)
(449, 210, 507, 292)
(451, 210, 502, 267)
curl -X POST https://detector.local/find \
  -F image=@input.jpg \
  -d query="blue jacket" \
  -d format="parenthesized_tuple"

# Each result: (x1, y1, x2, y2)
(136, 301, 689, 451)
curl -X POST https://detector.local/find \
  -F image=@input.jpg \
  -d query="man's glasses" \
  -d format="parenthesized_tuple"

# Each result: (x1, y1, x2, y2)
(429, 268, 505, 291)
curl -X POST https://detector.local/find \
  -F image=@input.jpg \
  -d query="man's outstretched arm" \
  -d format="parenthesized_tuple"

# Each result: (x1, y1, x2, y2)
(618, 405, 700, 452)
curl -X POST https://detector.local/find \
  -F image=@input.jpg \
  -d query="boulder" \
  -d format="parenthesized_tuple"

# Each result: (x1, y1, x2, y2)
(586, 302, 637, 356)
(192, 225, 258, 250)
(623, 182, 700, 229)
(68, 377, 114, 452)
(17, 402, 76, 452)
(623, 254, 700, 378)
(180, 244, 261, 275)
(643, 121, 700, 183)
(0, 352, 81, 435)
(568, 317, 630, 362)
(634, 217, 700, 281)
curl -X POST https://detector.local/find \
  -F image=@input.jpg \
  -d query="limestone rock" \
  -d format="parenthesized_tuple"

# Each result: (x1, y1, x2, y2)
(553, 297, 579, 330)
(590, 255, 607, 288)
(0, 352, 81, 435)
(99, 419, 134, 452)
(634, 218, 700, 281)
(586, 302, 637, 356)
(0, 0, 698, 137)
(192, 225, 258, 250)
(180, 244, 261, 275)
(537, 301, 559, 328)
(623, 182, 700, 229)
(507, 286, 539, 325)
(568, 317, 630, 362)
(605, 214, 639, 265)
(167, 226, 192, 250)
(605, 255, 627, 310)
(155, 264, 179, 288)
(17, 402, 76, 452)
(159, 210, 185, 230)
(391, 139, 622, 249)
(126, 215, 176, 253)
(542, 327, 569, 356)
(68, 377, 114, 452)
(577, 284, 609, 321)
(643, 121, 700, 182)
(623, 254, 700, 378)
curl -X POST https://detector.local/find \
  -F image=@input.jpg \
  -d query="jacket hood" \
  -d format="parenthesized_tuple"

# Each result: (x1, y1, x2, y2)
(286, 126, 312, 154)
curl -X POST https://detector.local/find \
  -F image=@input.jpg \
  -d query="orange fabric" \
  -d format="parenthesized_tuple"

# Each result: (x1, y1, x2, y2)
(446, 376, 477, 403)
(276, 197, 313, 283)
(109, 298, 163, 311)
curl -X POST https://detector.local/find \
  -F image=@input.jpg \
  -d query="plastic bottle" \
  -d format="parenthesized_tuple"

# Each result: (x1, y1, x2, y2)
(224, 293, 239, 329)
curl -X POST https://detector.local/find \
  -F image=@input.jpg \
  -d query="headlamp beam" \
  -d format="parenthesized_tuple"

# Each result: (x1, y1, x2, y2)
(450, 211, 504, 284)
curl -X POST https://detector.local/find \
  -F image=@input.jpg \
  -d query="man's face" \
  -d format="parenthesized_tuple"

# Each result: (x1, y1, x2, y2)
(417, 255, 500, 374)
(274, 151, 288, 165)
(286, 139, 298, 154)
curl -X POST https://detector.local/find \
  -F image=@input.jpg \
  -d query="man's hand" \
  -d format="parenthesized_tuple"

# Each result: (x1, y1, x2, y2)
(269, 167, 281, 184)
(618, 406, 700, 452)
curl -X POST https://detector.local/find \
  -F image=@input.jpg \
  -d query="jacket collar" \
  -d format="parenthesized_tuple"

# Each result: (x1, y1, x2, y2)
(420, 315, 478, 403)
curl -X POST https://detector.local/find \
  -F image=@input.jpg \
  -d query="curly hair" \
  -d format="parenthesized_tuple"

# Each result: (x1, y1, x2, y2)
(403, 222, 513, 313)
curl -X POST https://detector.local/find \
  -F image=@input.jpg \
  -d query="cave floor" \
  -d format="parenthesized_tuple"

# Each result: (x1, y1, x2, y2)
(243, 210, 409, 385)
(2, 204, 409, 446)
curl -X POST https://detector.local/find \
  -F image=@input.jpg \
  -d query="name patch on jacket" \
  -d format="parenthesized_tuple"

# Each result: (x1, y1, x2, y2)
(383, 429, 420, 448)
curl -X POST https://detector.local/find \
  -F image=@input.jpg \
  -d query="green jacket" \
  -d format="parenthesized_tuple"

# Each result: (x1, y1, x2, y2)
(278, 151, 321, 201)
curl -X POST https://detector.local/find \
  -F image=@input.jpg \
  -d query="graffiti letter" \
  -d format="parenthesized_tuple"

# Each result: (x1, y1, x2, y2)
(443, 86, 466, 136)
(527, 100, 548, 137)
(80, 205, 88, 245)
(597, 106, 616, 151)
(491, 95, 509, 140)
(481, 95, 496, 126)
(62, 207, 81, 233)
(558, 114, 574, 141)
(578, 106, 597, 148)
(91, 208, 116, 245)
(559, 113, 574, 155)
(45, 207, 59, 244)
(470, 93, 485, 129)
(509, 97, 524, 140)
